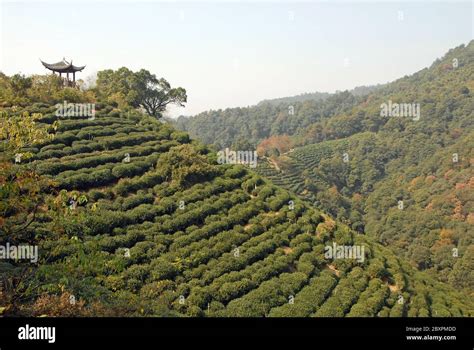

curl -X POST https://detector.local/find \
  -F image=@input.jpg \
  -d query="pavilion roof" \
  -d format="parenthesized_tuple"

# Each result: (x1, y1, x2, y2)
(41, 58, 86, 73)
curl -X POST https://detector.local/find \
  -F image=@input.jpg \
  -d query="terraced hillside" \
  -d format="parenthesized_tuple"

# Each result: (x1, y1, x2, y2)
(1, 104, 472, 317)
(204, 42, 474, 293)
(255, 137, 372, 219)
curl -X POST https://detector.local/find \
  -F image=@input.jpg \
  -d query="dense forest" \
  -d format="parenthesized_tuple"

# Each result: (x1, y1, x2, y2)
(0, 43, 472, 317)
(173, 85, 383, 150)
(175, 42, 474, 293)
(173, 89, 375, 150)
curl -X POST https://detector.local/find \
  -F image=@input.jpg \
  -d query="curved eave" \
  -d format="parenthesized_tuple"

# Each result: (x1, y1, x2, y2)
(71, 65, 86, 72)
(40, 60, 85, 73)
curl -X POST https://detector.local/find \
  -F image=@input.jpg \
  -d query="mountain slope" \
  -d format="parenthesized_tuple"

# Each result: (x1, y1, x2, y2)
(1, 103, 472, 317)
(253, 42, 474, 291)
(174, 91, 362, 149)
(171, 41, 473, 293)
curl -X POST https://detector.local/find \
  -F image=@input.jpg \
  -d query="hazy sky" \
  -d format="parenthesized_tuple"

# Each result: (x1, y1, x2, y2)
(0, 0, 472, 116)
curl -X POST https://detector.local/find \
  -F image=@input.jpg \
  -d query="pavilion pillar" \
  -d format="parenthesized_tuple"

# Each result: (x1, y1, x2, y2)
(73, 72, 76, 83)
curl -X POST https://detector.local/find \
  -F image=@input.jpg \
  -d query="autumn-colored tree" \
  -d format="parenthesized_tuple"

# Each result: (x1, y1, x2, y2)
(0, 73, 93, 106)
(0, 111, 57, 240)
(257, 135, 292, 157)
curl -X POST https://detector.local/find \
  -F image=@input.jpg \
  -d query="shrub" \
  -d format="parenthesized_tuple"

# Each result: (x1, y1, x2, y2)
(149, 258, 179, 281)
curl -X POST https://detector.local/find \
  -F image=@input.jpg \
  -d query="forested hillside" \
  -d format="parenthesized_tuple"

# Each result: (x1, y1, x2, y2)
(174, 85, 383, 150)
(1, 103, 472, 317)
(174, 91, 362, 149)
(176, 42, 474, 293)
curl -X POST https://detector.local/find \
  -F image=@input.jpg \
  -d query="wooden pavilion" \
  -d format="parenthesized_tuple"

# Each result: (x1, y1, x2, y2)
(40, 58, 86, 87)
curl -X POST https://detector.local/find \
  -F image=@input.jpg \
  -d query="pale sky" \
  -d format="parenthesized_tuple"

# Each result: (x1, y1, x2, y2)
(0, 0, 472, 116)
